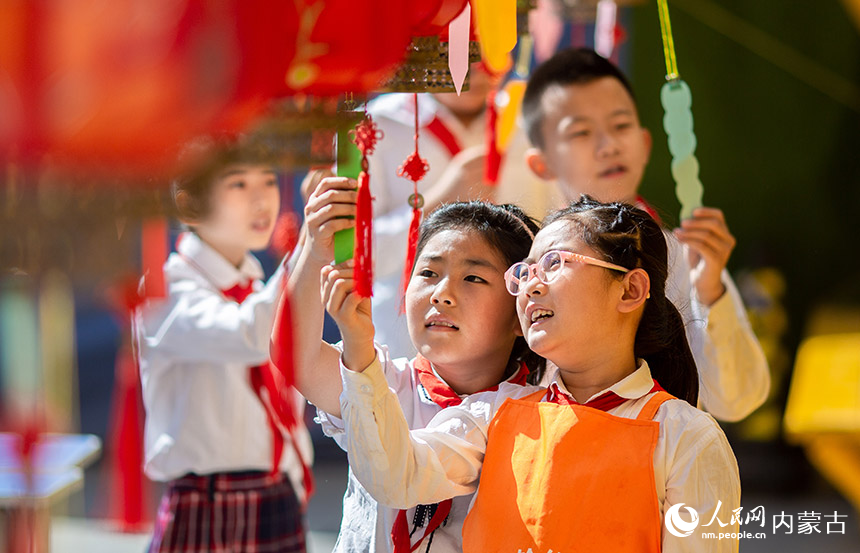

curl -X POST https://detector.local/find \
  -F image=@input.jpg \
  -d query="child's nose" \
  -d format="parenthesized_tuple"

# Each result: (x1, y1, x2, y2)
(596, 130, 620, 157)
(522, 272, 546, 297)
(430, 279, 456, 306)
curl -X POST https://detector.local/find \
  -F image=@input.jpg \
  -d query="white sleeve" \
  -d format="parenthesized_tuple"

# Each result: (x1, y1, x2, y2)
(662, 412, 741, 553)
(666, 235, 770, 421)
(135, 265, 285, 365)
(339, 356, 490, 509)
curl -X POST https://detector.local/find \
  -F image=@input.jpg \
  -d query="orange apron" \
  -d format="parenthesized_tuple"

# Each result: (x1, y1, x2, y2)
(462, 389, 674, 552)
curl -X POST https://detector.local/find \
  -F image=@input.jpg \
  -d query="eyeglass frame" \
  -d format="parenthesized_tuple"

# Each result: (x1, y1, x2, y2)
(504, 250, 630, 296)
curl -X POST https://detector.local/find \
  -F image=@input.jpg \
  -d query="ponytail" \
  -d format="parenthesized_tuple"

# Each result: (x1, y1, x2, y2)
(635, 294, 698, 405)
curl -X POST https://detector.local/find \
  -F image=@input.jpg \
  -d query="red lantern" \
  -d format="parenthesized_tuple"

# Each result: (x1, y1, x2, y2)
(0, 0, 413, 173)
(280, 0, 412, 96)
(411, 0, 470, 36)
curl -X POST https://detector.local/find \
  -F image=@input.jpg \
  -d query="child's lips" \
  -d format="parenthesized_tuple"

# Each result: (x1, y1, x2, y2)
(251, 219, 271, 232)
(599, 165, 627, 179)
(425, 315, 459, 331)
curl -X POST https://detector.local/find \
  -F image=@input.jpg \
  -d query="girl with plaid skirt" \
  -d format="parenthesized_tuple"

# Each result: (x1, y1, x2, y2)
(134, 137, 313, 552)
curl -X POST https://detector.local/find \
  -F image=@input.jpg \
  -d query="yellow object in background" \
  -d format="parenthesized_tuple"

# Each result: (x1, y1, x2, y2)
(473, 0, 517, 74)
(785, 333, 860, 435)
(785, 306, 860, 515)
(496, 79, 526, 151)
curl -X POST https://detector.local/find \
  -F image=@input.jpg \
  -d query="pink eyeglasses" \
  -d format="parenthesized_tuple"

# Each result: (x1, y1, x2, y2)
(504, 250, 629, 295)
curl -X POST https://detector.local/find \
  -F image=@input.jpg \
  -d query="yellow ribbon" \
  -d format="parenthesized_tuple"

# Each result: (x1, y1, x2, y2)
(657, 0, 680, 80)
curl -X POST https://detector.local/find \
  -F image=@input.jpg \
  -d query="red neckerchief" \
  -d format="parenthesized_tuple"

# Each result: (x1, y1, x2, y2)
(413, 354, 530, 409)
(546, 379, 665, 412)
(424, 116, 463, 157)
(221, 282, 314, 498)
(392, 354, 529, 553)
(635, 195, 663, 226)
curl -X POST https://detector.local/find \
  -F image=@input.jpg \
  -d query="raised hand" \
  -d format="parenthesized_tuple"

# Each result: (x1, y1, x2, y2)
(321, 261, 376, 372)
(673, 207, 735, 306)
(304, 176, 358, 263)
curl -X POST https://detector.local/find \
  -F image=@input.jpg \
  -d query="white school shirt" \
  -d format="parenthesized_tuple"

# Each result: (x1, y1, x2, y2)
(366, 93, 565, 360)
(317, 343, 528, 553)
(134, 232, 313, 498)
(664, 229, 771, 421)
(340, 358, 741, 553)
(365, 91, 767, 421)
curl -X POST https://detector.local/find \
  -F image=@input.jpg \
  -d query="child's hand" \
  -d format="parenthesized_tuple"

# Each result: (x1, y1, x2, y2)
(673, 206, 736, 306)
(304, 176, 357, 264)
(321, 261, 376, 372)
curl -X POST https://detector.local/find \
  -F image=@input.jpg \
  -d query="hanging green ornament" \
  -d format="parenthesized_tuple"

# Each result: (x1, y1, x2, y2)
(661, 79, 702, 220)
(656, 0, 703, 220)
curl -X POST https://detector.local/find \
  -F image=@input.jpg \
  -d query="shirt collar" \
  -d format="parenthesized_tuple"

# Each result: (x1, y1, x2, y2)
(177, 232, 264, 290)
(550, 360, 655, 404)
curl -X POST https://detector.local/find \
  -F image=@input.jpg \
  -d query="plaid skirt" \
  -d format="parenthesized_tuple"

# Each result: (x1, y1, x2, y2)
(148, 471, 306, 553)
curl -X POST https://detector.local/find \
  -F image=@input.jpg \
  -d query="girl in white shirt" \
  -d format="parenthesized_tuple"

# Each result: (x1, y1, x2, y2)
(326, 196, 741, 553)
(135, 137, 313, 553)
(288, 179, 542, 553)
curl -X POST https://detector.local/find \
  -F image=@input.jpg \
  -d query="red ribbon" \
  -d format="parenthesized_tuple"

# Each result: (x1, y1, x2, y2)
(548, 380, 665, 411)
(226, 281, 315, 499)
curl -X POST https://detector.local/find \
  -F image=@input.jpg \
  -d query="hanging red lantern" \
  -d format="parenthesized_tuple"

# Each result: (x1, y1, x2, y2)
(281, 0, 412, 96)
(0, 0, 413, 173)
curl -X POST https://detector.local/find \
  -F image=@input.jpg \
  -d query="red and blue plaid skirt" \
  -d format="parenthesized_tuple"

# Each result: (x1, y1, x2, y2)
(148, 471, 306, 553)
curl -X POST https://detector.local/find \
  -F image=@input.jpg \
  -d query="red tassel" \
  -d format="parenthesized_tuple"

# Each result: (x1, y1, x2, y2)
(347, 113, 382, 299)
(353, 170, 374, 298)
(103, 218, 165, 531)
(396, 94, 430, 310)
(141, 218, 168, 299)
(400, 205, 422, 304)
(484, 90, 502, 185)
(107, 345, 151, 531)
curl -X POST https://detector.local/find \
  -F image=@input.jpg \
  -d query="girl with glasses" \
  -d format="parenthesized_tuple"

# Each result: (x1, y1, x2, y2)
(286, 179, 542, 553)
(324, 195, 740, 552)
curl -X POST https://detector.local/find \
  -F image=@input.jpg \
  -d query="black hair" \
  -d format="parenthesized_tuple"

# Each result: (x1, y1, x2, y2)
(172, 133, 279, 222)
(541, 195, 699, 406)
(522, 47, 637, 149)
(413, 201, 545, 378)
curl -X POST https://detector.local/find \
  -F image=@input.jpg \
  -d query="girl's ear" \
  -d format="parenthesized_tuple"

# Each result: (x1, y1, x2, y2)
(525, 148, 556, 180)
(618, 268, 650, 313)
(174, 190, 199, 226)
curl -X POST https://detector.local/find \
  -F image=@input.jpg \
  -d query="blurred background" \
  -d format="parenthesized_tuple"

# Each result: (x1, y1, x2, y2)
(1, 0, 859, 551)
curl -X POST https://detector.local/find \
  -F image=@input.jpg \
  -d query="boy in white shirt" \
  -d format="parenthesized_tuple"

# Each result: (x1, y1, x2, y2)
(520, 48, 769, 421)
(134, 136, 312, 553)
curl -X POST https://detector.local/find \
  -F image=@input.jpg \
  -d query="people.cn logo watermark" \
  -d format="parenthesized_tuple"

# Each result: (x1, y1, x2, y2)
(665, 503, 700, 537)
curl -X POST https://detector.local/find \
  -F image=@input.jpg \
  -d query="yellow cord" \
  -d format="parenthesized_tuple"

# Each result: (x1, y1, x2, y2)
(657, 0, 680, 80)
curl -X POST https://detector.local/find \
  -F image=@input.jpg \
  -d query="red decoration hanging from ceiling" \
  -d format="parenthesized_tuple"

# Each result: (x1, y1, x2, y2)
(0, 0, 412, 173)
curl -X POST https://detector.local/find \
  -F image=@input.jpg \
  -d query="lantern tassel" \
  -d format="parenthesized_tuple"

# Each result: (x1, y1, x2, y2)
(400, 204, 422, 303)
(353, 170, 374, 298)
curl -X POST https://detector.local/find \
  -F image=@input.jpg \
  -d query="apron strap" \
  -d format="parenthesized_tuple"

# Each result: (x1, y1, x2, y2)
(635, 391, 675, 421)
